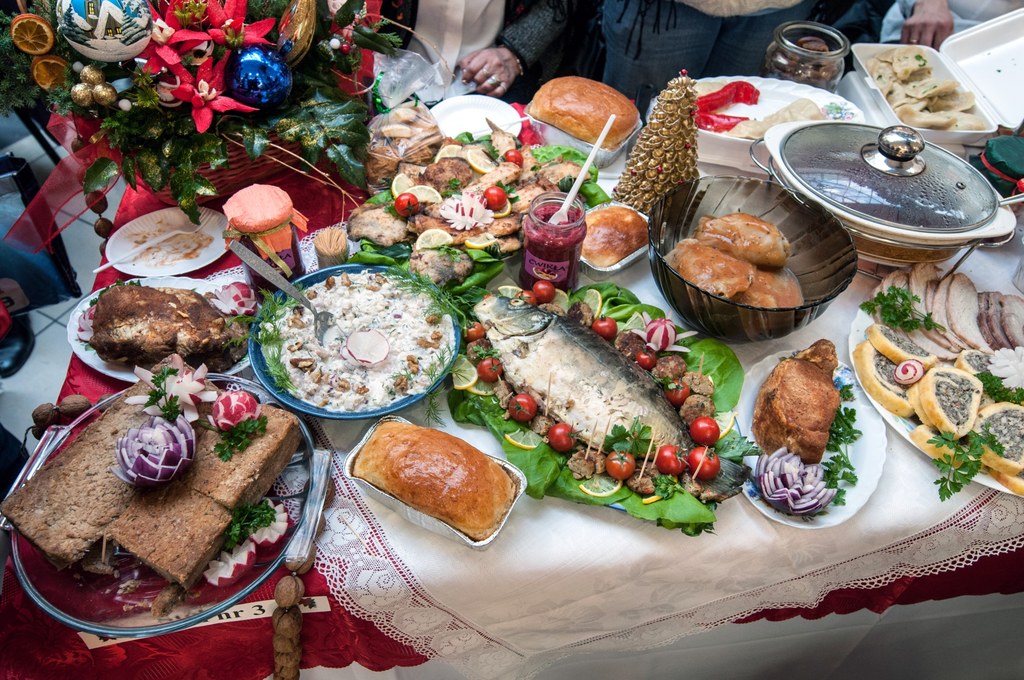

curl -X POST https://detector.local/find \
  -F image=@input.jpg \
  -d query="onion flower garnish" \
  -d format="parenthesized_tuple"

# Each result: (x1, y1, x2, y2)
(125, 355, 217, 422)
(630, 313, 697, 353)
(989, 347, 1024, 389)
(755, 447, 836, 516)
(77, 304, 96, 343)
(210, 390, 262, 431)
(113, 415, 196, 487)
(440, 192, 494, 231)
(209, 281, 258, 316)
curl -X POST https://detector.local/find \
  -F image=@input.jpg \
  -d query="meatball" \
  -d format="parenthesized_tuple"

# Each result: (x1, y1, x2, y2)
(567, 301, 595, 328)
(679, 394, 715, 425)
(614, 331, 647, 359)
(652, 355, 688, 382)
(466, 338, 492, 364)
(680, 371, 714, 396)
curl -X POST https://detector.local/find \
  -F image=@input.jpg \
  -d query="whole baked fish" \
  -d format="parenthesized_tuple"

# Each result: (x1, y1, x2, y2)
(474, 295, 691, 447)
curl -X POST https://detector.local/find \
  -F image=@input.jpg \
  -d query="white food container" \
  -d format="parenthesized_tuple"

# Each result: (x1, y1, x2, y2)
(851, 43, 999, 146)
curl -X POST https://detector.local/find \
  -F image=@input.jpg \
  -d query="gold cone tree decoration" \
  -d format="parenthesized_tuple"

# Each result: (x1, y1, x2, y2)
(614, 71, 700, 213)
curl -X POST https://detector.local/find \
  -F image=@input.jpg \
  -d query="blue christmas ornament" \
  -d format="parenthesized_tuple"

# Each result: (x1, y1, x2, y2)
(226, 46, 293, 109)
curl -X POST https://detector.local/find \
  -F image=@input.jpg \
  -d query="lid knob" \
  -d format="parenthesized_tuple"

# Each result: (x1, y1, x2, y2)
(861, 125, 926, 177)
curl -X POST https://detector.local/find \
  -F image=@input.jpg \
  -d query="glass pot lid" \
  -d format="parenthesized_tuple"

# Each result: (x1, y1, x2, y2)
(775, 123, 997, 233)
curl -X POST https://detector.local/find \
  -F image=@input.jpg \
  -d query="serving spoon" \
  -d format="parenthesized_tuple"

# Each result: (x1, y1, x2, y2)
(228, 240, 336, 344)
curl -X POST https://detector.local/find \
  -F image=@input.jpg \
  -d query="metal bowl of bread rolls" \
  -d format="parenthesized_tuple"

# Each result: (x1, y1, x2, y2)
(649, 175, 858, 342)
(580, 202, 649, 278)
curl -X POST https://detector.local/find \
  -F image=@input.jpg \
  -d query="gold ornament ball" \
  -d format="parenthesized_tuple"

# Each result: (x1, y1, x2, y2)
(92, 84, 118, 107)
(70, 83, 94, 107)
(79, 64, 105, 86)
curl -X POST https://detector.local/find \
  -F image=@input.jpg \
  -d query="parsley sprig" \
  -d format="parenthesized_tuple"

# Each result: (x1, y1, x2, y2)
(214, 415, 268, 462)
(822, 403, 861, 505)
(929, 428, 1003, 501)
(859, 287, 945, 333)
(224, 501, 277, 550)
(603, 418, 653, 456)
(977, 371, 1024, 405)
(654, 474, 687, 500)
(144, 366, 182, 421)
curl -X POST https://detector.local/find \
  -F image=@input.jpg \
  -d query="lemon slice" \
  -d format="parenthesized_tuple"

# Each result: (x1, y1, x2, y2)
(505, 429, 544, 450)
(391, 173, 415, 197)
(579, 475, 623, 498)
(434, 144, 463, 162)
(404, 185, 443, 204)
(497, 285, 523, 299)
(715, 411, 737, 440)
(468, 380, 497, 396)
(552, 289, 570, 312)
(492, 200, 512, 218)
(466, 148, 498, 174)
(620, 311, 647, 333)
(465, 234, 499, 250)
(414, 228, 454, 250)
(582, 289, 602, 317)
(641, 494, 663, 505)
(451, 354, 477, 390)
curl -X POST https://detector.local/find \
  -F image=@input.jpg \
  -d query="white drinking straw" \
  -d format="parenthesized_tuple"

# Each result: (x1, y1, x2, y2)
(549, 114, 616, 225)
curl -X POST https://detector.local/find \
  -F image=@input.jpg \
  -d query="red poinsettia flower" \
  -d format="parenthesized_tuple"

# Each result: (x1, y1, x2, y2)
(168, 56, 257, 133)
(206, 0, 276, 49)
(139, 0, 214, 73)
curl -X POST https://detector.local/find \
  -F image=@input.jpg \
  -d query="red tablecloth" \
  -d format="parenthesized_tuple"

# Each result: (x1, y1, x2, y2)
(4, 165, 1024, 679)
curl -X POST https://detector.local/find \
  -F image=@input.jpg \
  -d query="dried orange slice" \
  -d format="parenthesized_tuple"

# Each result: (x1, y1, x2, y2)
(10, 14, 55, 56)
(31, 54, 68, 91)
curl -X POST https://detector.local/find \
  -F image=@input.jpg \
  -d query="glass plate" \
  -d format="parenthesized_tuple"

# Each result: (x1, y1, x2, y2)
(4, 374, 318, 637)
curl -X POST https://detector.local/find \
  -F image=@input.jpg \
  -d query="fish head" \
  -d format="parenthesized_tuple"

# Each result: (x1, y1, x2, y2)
(474, 295, 554, 339)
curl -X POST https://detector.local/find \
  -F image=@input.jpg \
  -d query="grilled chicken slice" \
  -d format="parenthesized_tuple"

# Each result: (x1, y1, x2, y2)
(346, 204, 411, 246)
(665, 239, 755, 299)
(409, 248, 474, 286)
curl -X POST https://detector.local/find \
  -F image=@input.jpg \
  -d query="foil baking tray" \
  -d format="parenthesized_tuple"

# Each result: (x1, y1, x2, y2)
(343, 416, 527, 550)
(580, 202, 650, 280)
(525, 106, 641, 168)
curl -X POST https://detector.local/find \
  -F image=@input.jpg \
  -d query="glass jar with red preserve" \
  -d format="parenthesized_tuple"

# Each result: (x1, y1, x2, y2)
(519, 192, 587, 291)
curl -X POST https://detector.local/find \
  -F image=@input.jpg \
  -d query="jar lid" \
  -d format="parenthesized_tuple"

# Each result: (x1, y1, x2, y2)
(775, 123, 997, 233)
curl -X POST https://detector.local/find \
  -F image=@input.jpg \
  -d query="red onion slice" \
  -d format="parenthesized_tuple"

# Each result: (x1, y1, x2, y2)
(755, 447, 837, 517)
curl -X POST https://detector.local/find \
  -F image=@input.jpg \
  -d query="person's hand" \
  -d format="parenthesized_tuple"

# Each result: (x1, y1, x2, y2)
(902, 0, 955, 48)
(458, 46, 522, 98)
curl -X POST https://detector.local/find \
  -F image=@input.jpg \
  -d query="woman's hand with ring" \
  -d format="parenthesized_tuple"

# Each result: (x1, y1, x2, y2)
(459, 46, 521, 98)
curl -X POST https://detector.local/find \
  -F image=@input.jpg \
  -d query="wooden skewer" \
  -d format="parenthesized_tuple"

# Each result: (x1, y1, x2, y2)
(545, 373, 553, 417)
(585, 418, 602, 461)
(697, 354, 705, 378)
(582, 417, 596, 461)
(597, 416, 613, 456)
(637, 435, 656, 479)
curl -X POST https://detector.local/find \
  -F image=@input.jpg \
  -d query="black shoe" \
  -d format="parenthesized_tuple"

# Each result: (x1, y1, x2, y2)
(0, 315, 34, 378)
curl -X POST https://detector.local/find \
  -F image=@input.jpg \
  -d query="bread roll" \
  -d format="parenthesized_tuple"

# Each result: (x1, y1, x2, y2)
(581, 205, 648, 267)
(353, 421, 516, 541)
(528, 77, 639, 149)
(866, 323, 939, 370)
(912, 366, 982, 438)
(852, 340, 914, 418)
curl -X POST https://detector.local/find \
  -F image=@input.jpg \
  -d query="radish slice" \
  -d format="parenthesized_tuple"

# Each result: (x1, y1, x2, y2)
(203, 540, 257, 587)
(345, 329, 389, 366)
(893, 359, 925, 385)
(251, 501, 290, 555)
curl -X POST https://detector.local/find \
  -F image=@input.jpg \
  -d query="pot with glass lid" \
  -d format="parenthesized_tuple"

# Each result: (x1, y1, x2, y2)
(752, 122, 1021, 265)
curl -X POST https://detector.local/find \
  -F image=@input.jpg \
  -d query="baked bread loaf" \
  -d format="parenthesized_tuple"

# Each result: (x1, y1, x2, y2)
(852, 340, 914, 418)
(975, 402, 1024, 476)
(529, 77, 639, 149)
(907, 366, 982, 438)
(752, 339, 840, 464)
(352, 421, 517, 541)
(581, 205, 648, 267)
(866, 323, 938, 370)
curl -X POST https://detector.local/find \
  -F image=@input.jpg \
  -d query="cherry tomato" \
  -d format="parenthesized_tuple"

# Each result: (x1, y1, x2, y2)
(465, 321, 486, 342)
(477, 357, 503, 383)
(689, 415, 721, 446)
(516, 289, 537, 305)
(394, 192, 420, 217)
(547, 422, 575, 452)
(532, 280, 556, 304)
(686, 446, 720, 480)
(483, 185, 507, 211)
(508, 393, 538, 422)
(503, 149, 524, 166)
(664, 383, 691, 407)
(655, 444, 686, 476)
(606, 451, 637, 481)
(591, 317, 618, 341)
(635, 351, 657, 371)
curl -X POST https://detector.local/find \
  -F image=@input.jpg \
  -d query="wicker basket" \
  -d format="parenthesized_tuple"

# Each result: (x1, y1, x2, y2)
(151, 135, 304, 205)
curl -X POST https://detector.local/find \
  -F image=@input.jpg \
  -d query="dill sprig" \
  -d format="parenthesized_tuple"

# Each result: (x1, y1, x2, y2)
(422, 343, 455, 426)
(385, 266, 459, 321)
(263, 345, 294, 393)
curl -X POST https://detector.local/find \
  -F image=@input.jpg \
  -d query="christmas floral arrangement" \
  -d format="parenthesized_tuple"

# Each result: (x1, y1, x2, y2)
(2, 0, 398, 221)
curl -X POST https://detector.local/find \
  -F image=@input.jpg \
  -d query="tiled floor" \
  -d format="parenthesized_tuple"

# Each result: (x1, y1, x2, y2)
(1, 114, 113, 446)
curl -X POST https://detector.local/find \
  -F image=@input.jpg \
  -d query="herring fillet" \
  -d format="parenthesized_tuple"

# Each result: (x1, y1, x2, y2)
(474, 296, 690, 446)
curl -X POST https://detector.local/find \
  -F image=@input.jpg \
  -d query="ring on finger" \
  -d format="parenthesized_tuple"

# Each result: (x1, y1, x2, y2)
(485, 75, 500, 87)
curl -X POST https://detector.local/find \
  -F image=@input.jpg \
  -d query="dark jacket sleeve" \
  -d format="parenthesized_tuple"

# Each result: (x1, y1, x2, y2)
(497, 0, 572, 70)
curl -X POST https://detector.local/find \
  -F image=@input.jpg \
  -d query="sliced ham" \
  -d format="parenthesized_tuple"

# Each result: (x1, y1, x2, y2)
(873, 269, 909, 300)
(931, 275, 970, 351)
(1001, 293, 1024, 348)
(946, 274, 991, 352)
(908, 263, 956, 352)
(983, 293, 1013, 349)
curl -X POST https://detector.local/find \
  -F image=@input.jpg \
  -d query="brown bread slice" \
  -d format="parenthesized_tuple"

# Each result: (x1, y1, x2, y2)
(107, 484, 231, 587)
(186, 405, 301, 508)
(0, 383, 151, 568)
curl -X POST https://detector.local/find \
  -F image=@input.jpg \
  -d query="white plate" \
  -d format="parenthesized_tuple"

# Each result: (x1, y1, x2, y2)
(739, 351, 887, 529)
(103, 207, 227, 277)
(847, 310, 1013, 495)
(67, 276, 248, 382)
(430, 95, 523, 140)
(661, 75, 864, 173)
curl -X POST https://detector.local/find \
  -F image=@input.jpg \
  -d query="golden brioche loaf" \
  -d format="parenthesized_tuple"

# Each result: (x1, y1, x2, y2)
(581, 205, 648, 267)
(353, 421, 516, 541)
(529, 77, 639, 149)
